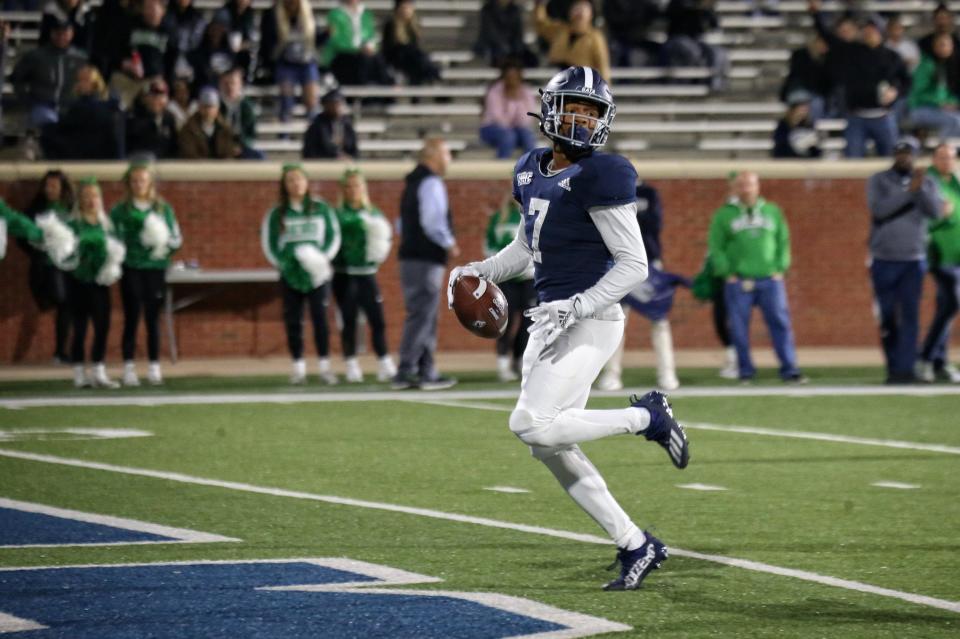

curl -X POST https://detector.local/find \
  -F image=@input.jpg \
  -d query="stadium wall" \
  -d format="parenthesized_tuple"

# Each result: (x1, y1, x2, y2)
(1, 160, 954, 363)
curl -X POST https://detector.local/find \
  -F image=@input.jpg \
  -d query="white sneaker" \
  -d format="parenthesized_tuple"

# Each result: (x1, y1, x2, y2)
(940, 363, 960, 383)
(122, 362, 140, 387)
(318, 358, 339, 385)
(345, 358, 364, 383)
(290, 359, 307, 385)
(595, 372, 623, 391)
(497, 356, 518, 382)
(657, 373, 680, 391)
(719, 346, 739, 379)
(916, 360, 935, 383)
(147, 362, 163, 386)
(73, 365, 90, 389)
(377, 356, 397, 382)
(91, 363, 119, 389)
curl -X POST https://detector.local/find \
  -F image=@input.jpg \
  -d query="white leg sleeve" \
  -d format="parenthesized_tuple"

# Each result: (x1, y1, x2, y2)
(651, 319, 677, 380)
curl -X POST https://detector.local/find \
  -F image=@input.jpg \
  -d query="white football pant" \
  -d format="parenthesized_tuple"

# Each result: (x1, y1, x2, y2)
(509, 316, 647, 550)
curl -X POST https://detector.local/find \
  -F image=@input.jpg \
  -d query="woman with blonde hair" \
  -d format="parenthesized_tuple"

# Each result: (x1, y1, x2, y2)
(65, 178, 126, 388)
(42, 65, 124, 159)
(110, 162, 182, 386)
(260, 0, 320, 121)
(332, 168, 396, 383)
(382, 0, 439, 85)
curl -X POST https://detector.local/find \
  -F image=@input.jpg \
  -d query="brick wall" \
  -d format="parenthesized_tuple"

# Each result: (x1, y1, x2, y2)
(0, 165, 952, 363)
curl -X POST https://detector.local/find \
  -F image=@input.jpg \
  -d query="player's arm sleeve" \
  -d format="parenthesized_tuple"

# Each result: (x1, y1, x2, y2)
(418, 177, 456, 249)
(475, 223, 534, 283)
(576, 202, 648, 316)
(261, 208, 280, 267)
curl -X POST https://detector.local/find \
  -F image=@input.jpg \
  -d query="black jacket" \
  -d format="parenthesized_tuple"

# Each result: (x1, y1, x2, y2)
(125, 99, 178, 159)
(42, 95, 125, 159)
(302, 113, 358, 159)
(780, 46, 831, 101)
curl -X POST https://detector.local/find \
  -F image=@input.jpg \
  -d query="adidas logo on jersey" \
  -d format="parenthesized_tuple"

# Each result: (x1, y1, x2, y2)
(558, 177, 571, 192)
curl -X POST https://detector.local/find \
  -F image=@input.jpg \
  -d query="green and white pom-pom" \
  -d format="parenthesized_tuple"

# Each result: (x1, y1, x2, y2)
(140, 212, 171, 260)
(36, 212, 77, 268)
(294, 244, 332, 288)
(363, 213, 393, 265)
(96, 236, 126, 286)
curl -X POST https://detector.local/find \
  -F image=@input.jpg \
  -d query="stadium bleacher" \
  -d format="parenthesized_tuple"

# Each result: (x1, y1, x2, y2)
(0, 0, 948, 159)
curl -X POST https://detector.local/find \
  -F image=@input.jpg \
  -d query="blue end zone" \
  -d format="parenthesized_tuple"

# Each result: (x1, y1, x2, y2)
(0, 561, 566, 638)
(0, 508, 176, 546)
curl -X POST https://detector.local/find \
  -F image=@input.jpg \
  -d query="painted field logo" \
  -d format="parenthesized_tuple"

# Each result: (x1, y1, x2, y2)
(0, 559, 630, 638)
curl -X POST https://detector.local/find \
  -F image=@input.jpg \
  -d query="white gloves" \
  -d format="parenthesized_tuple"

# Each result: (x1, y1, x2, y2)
(524, 296, 584, 346)
(446, 263, 483, 308)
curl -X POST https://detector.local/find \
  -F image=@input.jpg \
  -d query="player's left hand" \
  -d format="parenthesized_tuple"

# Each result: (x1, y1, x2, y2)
(446, 264, 481, 308)
(524, 297, 582, 345)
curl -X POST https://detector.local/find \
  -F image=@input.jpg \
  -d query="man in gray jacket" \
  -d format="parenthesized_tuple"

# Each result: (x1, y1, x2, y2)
(867, 135, 945, 383)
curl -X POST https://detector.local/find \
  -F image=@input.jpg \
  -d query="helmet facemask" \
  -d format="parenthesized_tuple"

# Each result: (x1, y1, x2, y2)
(539, 90, 616, 152)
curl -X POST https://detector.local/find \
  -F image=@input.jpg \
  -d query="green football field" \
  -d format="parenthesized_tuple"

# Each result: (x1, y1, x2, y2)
(0, 371, 958, 637)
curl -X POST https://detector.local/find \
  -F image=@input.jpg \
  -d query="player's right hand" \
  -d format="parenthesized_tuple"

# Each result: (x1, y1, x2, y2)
(446, 264, 481, 308)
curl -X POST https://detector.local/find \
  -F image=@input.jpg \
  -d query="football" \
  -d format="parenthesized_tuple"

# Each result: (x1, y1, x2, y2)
(451, 275, 509, 339)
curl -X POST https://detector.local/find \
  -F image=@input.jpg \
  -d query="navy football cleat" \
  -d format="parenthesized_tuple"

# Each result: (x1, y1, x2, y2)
(603, 532, 669, 591)
(631, 391, 690, 469)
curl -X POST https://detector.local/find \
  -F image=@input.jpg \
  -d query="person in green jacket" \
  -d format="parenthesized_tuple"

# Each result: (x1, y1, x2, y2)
(261, 164, 342, 384)
(0, 199, 42, 262)
(484, 192, 535, 382)
(65, 178, 125, 389)
(907, 33, 960, 139)
(110, 162, 182, 387)
(331, 168, 396, 383)
(919, 142, 960, 383)
(323, 0, 392, 86)
(707, 171, 805, 383)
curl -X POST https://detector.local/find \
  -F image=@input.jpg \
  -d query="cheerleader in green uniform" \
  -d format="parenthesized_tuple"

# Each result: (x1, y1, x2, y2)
(65, 179, 126, 389)
(110, 162, 182, 386)
(332, 168, 396, 383)
(261, 164, 342, 384)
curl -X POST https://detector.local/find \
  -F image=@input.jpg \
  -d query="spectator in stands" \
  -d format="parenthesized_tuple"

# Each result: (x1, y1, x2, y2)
(780, 35, 830, 122)
(219, 67, 263, 159)
(166, 77, 196, 129)
(474, 0, 537, 68)
(110, 0, 179, 109)
(24, 170, 75, 364)
(11, 15, 87, 128)
(40, 0, 91, 51)
(810, 2, 909, 158)
(919, 3, 960, 57)
(188, 12, 238, 90)
(393, 137, 459, 390)
(886, 13, 921, 73)
(664, 0, 728, 90)
(88, 0, 133, 82)
(322, 0, 393, 86)
(772, 89, 822, 158)
(866, 136, 944, 383)
(41, 64, 124, 159)
(534, 0, 610, 83)
(302, 88, 358, 159)
(66, 178, 123, 389)
(482, 191, 535, 382)
(260, 0, 321, 121)
(126, 78, 179, 159)
(332, 168, 397, 384)
(382, 0, 440, 86)
(908, 33, 960, 139)
(111, 161, 182, 386)
(919, 142, 960, 383)
(604, 0, 661, 67)
(261, 164, 342, 385)
(178, 86, 237, 159)
(708, 171, 806, 383)
(833, 12, 858, 42)
(168, 0, 206, 57)
(478, 59, 537, 159)
(215, 0, 256, 77)
(0, 21, 8, 134)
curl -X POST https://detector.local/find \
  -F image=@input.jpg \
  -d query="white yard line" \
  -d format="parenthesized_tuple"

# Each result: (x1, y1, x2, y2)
(0, 447, 957, 615)
(2, 383, 960, 409)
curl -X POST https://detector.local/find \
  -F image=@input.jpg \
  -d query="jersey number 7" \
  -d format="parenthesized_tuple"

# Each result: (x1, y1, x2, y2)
(529, 197, 550, 264)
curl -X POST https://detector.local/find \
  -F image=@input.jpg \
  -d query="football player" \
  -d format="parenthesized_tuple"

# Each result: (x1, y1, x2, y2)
(447, 66, 690, 591)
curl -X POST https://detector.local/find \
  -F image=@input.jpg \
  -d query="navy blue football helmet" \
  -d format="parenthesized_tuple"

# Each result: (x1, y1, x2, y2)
(537, 66, 616, 154)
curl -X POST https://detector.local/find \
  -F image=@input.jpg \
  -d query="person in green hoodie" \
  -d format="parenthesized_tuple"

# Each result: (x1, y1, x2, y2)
(707, 171, 805, 383)
(331, 168, 396, 383)
(919, 142, 960, 383)
(261, 164, 342, 384)
(0, 198, 42, 262)
(907, 33, 960, 140)
(484, 192, 535, 382)
(65, 178, 125, 389)
(322, 0, 392, 86)
(110, 162, 182, 387)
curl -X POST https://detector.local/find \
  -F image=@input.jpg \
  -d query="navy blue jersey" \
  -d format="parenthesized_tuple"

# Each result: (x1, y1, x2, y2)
(512, 148, 638, 302)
